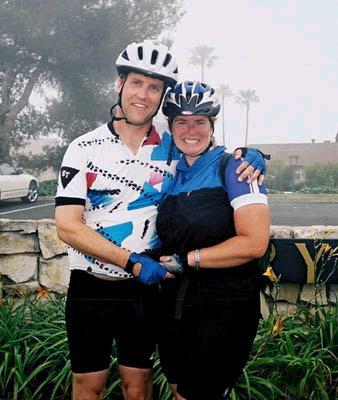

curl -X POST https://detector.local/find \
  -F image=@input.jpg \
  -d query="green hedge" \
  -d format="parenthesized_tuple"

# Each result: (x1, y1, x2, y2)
(38, 180, 58, 196)
(1, 295, 337, 400)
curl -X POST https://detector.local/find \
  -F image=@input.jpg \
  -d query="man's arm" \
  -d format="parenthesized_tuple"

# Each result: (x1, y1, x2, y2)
(55, 204, 173, 283)
(55, 204, 130, 268)
(234, 148, 270, 185)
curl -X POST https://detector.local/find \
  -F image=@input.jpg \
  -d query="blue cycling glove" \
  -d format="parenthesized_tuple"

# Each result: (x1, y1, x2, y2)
(126, 252, 167, 285)
(236, 147, 270, 175)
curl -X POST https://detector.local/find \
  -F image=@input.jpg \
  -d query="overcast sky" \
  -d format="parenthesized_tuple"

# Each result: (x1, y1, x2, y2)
(168, 0, 338, 150)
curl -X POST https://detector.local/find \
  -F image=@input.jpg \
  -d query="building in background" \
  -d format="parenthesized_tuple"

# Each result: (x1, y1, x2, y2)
(250, 137, 338, 185)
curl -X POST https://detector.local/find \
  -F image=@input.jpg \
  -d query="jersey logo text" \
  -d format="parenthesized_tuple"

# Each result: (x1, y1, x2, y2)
(60, 167, 80, 188)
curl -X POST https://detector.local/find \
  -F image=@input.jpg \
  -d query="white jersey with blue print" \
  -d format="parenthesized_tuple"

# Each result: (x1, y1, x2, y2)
(167, 146, 268, 209)
(55, 121, 179, 278)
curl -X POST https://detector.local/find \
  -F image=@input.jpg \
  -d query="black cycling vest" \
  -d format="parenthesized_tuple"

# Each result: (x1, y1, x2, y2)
(156, 186, 235, 258)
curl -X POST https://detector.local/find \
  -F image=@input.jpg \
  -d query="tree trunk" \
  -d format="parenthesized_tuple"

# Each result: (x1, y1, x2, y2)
(0, 129, 11, 161)
(0, 67, 41, 161)
(244, 101, 250, 146)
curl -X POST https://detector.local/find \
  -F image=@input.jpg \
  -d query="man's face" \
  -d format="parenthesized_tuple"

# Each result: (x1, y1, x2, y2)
(119, 72, 165, 126)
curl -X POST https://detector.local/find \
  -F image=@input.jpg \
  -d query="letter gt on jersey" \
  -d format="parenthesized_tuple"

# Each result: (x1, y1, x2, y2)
(60, 167, 80, 189)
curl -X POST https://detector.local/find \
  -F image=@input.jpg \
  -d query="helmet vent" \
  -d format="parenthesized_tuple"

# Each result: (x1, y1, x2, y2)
(162, 80, 221, 119)
(115, 40, 178, 86)
(137, 46, 143, 60)
(121, 50, 129, 61)
(163, 53, 172, 67)
(151, 49, 159, 65)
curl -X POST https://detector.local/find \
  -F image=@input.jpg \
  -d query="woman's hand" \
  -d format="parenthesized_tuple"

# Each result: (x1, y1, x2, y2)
(160, 255, 184, 274)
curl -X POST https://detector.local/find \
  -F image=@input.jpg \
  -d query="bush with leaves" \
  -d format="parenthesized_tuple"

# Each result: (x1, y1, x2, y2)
(1, 291, 337, 400)
(38, 179, 58, 196)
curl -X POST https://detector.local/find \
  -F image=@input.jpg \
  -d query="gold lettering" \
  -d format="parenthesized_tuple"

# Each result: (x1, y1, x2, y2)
(295, 243, 327, 283)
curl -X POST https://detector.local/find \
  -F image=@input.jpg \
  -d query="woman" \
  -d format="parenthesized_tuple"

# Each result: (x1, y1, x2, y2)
(156, 81, 271, 400)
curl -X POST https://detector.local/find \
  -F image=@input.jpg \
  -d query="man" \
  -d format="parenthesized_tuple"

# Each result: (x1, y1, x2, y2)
(55, 40, 267, 400)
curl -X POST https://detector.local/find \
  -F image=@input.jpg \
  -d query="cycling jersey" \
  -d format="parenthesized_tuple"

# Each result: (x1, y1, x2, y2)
(55, 121, 179, 278)
(166, 145, 267, 207)
(156, 145, 267, 258)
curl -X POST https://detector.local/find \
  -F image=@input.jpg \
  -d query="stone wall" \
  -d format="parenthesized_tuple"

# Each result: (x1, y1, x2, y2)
(0, 219, 337, 317)
(0, 219, 68, 297)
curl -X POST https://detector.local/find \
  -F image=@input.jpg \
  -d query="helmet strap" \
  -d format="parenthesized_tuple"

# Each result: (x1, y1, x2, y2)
(196, 139, 213, 156)
(110, 103, 127, 122)
(166, 137, 175, 166)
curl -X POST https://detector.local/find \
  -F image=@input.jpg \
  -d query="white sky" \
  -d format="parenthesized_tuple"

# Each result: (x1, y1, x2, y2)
(168, 0, 338, 150)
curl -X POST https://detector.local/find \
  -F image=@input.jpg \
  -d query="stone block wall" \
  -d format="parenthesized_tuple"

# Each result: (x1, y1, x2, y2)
(0, 219, 337, 317)
(0, 219, 69, 297)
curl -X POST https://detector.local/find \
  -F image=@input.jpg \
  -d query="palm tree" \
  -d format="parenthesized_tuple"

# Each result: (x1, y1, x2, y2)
(189, 45, 217, 82)
(217, 84, 233, 145)
(235, 89, 260, 146)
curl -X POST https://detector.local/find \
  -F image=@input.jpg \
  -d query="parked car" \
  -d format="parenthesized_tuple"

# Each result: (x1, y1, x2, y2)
(0, 161, 39, 203)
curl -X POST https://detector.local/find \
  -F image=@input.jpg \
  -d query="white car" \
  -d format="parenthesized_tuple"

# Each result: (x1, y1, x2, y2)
(0, 162, 39, 203)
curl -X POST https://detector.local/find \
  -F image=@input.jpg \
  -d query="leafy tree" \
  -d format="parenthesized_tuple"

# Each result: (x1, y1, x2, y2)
(217, 84, 232, 145)
(235, 89, 260, 146)
(0, 0, 184, 164)
(304, 163, 338, 189)
(265, 159, 293, 191)
(189, 45, 217, 82)
(12, 143, 67, 175)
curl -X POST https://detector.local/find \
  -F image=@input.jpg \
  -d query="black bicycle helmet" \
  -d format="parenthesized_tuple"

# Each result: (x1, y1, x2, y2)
(162, 81, 221, 122)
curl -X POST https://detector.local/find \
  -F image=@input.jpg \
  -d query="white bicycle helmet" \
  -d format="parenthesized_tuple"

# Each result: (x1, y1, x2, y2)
(162, 81, 221, 121)
(115, 40, 178, 87)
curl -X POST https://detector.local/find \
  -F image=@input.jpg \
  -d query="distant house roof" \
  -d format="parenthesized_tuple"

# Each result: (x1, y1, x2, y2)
(249, 142, 338, 166)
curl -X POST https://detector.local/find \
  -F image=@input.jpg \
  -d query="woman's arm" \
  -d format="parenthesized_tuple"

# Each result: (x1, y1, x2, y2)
(186, 204, 270, 269)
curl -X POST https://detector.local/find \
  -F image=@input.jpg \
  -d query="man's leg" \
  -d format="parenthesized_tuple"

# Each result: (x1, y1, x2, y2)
(119, 366, 152, 400)
(114, 281, 161, 400)
(72, 369, 109, 400)
(65, 271, 118, 400)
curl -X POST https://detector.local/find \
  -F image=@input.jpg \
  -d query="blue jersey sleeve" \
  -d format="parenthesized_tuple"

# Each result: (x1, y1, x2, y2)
(225, 157, 268, 210)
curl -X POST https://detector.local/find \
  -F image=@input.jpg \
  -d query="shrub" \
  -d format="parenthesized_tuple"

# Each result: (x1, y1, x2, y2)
(231, 307, 338, 400)
(38, 179, 58, 196)
(299, 186, 338, 194)
(1, 296, 337, 399)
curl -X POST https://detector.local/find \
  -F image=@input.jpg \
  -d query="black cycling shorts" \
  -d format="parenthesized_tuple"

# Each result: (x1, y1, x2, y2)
(65, 270, 159, 373)
(158, 268, 261, 400)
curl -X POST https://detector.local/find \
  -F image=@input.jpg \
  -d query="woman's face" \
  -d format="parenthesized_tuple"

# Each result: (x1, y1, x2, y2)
(172, 115, 213, 165)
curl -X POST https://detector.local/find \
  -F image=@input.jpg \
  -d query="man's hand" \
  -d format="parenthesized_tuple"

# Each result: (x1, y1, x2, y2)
(127, 252, 174, 285)
(234, 148, 270, 186)
(159, 255, 184, 274)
